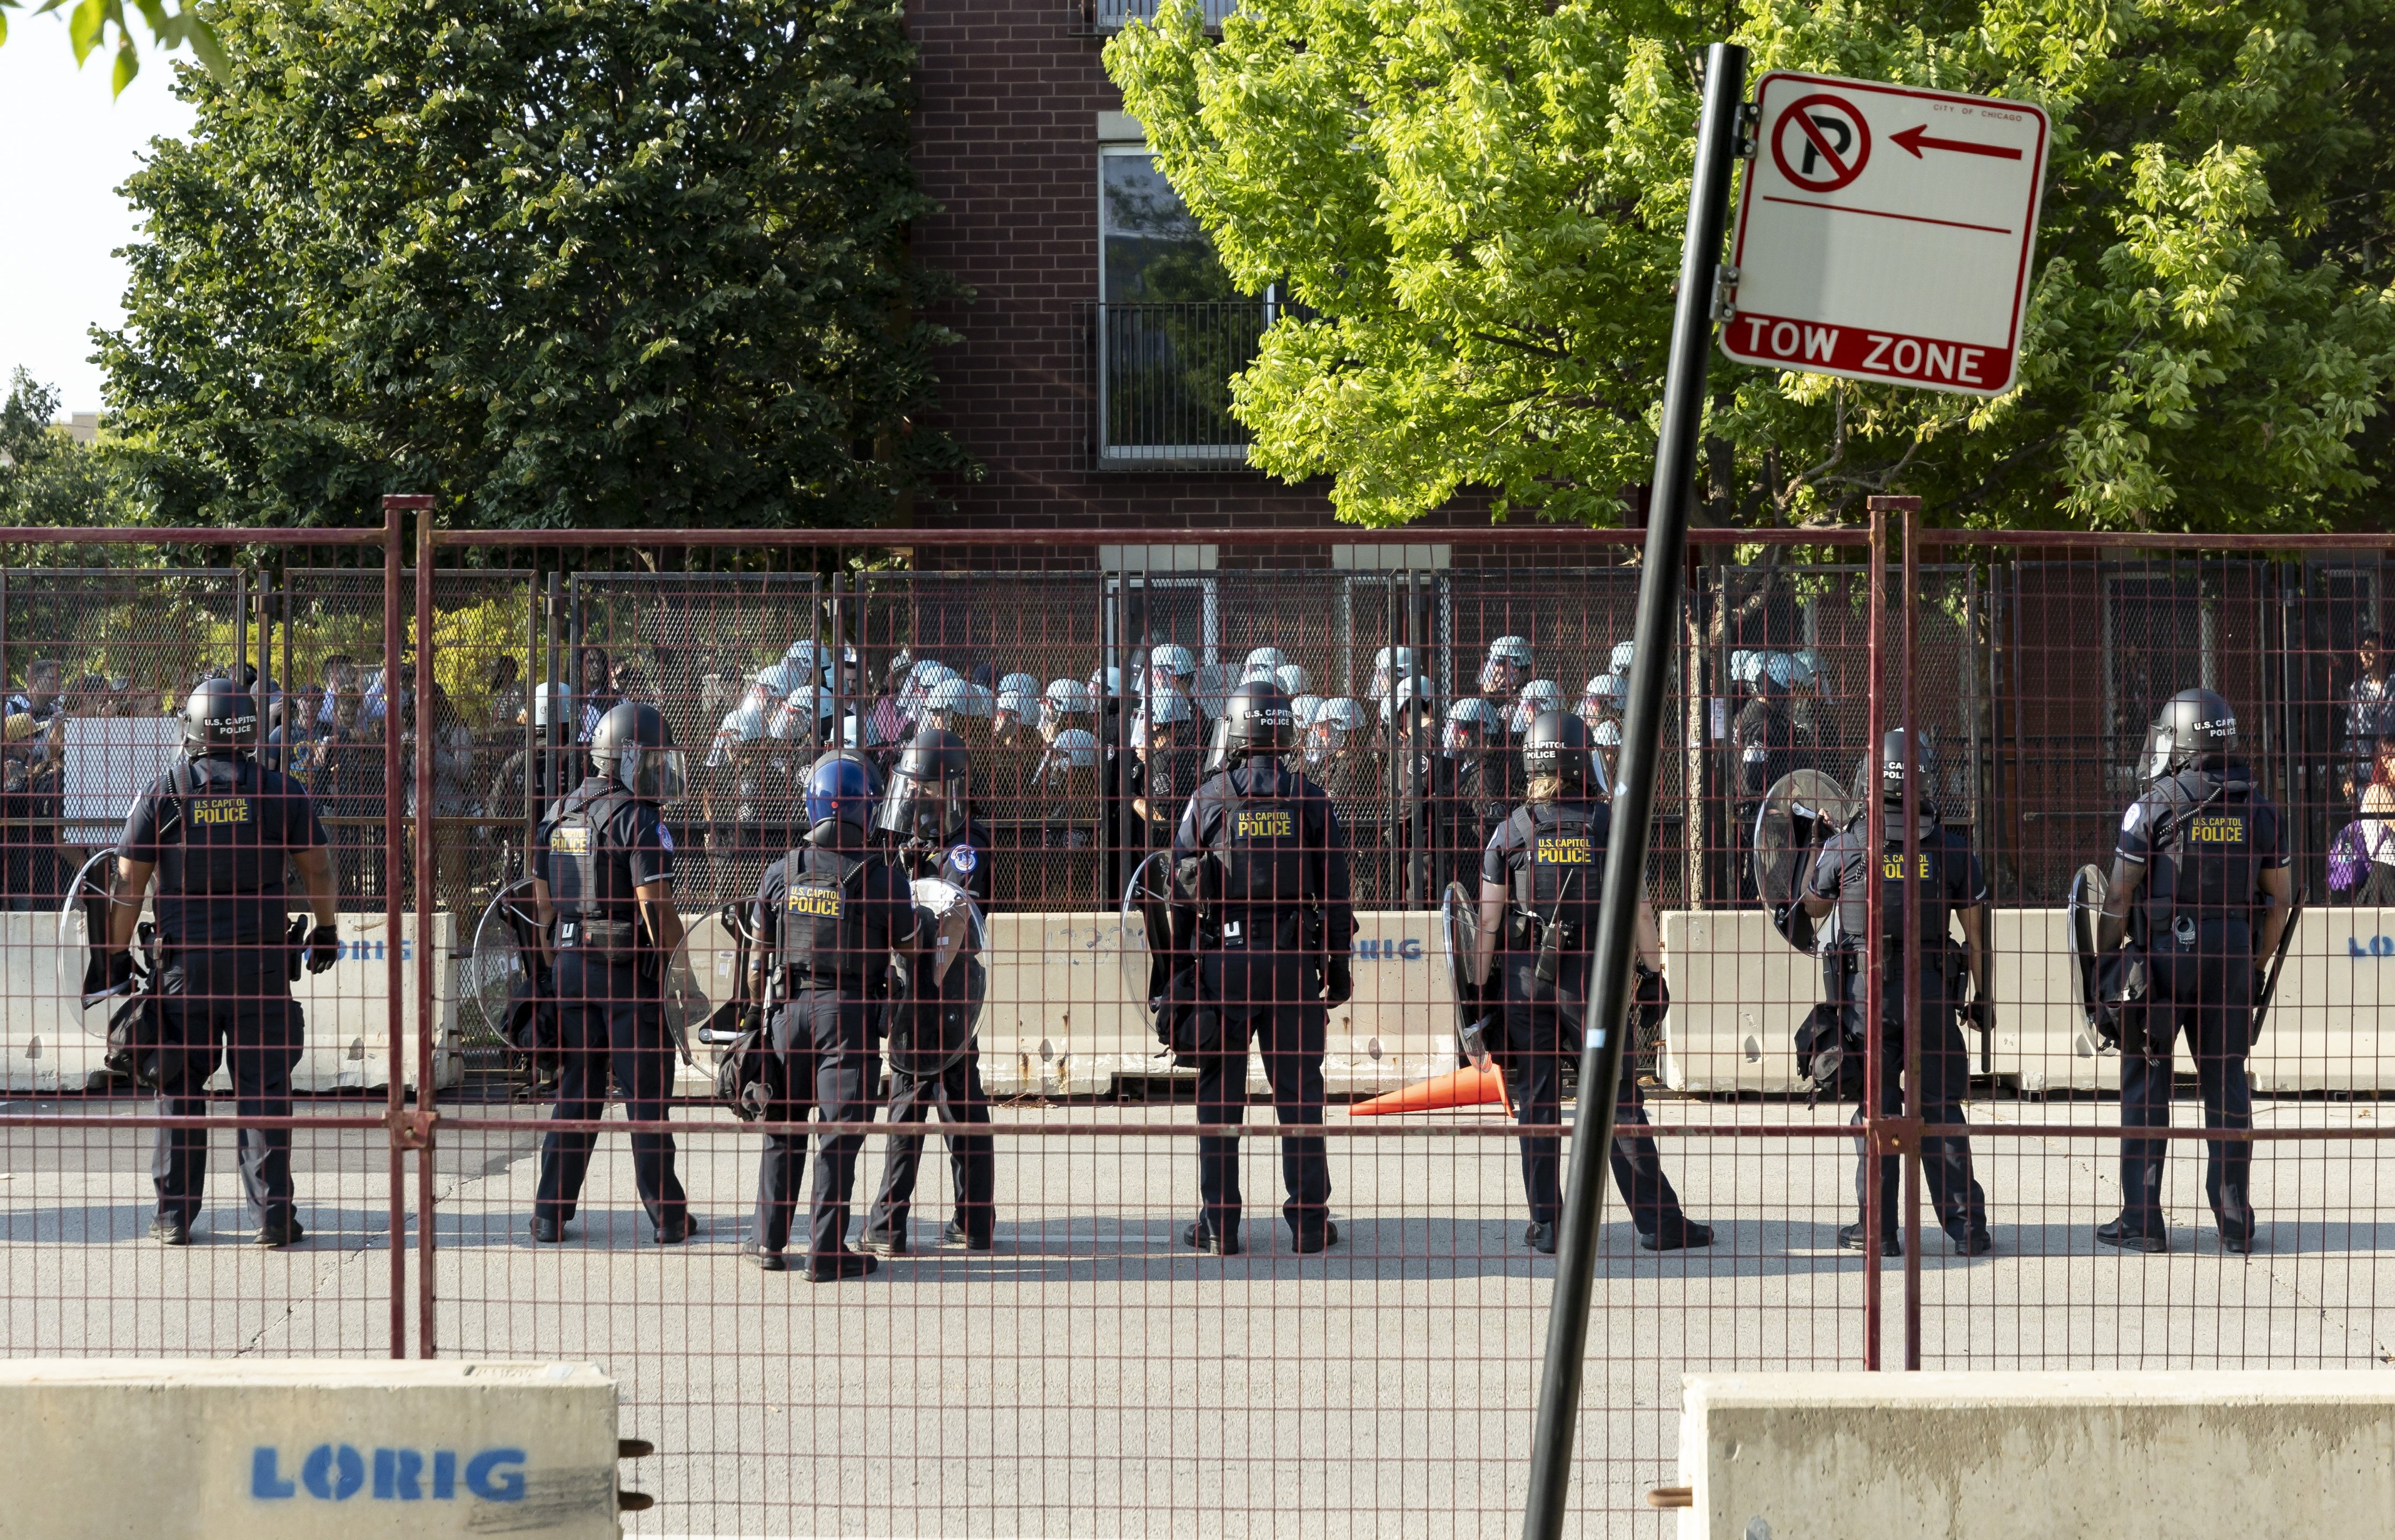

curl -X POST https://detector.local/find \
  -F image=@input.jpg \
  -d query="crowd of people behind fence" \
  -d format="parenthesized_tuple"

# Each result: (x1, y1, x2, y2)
(8, 618, 2395, 917)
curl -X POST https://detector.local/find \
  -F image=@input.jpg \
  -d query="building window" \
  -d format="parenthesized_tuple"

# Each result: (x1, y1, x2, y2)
(1095, 140, 1270, 468)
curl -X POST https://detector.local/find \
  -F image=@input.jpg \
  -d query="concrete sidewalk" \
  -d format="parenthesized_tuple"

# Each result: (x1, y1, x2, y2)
(1, 1093, 2388, 1535)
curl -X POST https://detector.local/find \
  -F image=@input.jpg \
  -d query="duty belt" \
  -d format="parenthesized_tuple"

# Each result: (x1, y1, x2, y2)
(558, 919, 639, 948)
(788, 967, 873, 990)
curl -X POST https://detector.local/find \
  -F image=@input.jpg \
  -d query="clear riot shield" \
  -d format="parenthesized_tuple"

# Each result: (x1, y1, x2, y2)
(1752, 767, 1856, 952)
(1118, 849, 1174, 1022)
(894, 876, 987, 1077)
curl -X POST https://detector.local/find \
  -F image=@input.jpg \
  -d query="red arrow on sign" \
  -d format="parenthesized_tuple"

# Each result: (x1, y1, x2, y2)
(1890, 124, 2024, 161)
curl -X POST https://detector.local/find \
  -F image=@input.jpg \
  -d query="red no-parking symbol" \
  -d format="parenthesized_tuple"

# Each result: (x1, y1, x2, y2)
(1770, 93, 1872, 194)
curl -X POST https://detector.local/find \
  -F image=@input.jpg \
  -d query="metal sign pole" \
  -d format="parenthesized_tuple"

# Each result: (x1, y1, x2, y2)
(1519, 41, 1748, 1540)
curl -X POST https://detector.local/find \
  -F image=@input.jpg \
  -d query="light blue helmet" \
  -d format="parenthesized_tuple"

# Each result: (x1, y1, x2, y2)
(1608, 640, 1636, 676)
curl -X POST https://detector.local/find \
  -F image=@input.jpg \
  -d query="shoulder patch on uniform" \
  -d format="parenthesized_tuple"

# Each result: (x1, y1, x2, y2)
(657, 824, 675, 852)
(2121, 802, 2144, 836)
(948, 843, 977, 874)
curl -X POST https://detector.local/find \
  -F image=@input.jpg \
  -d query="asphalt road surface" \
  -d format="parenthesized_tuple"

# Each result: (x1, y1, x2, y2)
(1, 1090, 2387, 1536)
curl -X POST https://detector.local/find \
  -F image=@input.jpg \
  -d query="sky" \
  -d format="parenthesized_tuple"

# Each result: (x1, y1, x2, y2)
(0, 30, 197, 416)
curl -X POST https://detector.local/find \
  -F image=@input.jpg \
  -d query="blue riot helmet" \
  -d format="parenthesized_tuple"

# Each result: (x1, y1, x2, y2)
(804, 752, 877, 836)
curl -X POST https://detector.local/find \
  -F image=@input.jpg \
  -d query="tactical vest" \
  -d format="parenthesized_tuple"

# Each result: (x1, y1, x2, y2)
(548, 783, 640, 950)
(154, 755, 278, 900)
(2147, 769, 2260, 920)
(781, 843, 874, 986)
(1830, 819, 1959, 961)
(1211, 764, 1313, 907)
(1508, 802, 1601, 945)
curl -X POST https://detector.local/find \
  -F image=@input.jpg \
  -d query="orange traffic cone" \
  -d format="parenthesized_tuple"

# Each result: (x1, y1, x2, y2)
(1348, 1062, 1515, 1118)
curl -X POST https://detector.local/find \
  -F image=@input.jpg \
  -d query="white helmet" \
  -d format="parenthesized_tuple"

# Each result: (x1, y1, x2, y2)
(1789, 649, 1821, 689)
(1445, 695, 1503, 750)
(1243, 646, 1287, 674)
(1050, 727, 1098, 769)
(1608, 640, 1636, 676)
(755, 660, 805, 696)
(781, 640, 829, 676)
(924, 677, 992, 719)
(1763, 652, 1797, 692)
(1480, 636, 1534, 693)
(901, 663, 957, 716)
(1274, 663, 1313, 697)
(1509, 680, 1563, 735)
(1088, 665, 1124, 700)
(1289, 693, 1325, 729)
(767, 684, 835, 741)
(1378, 675, 1431, 726)
(1307, 697, 1366, 762)
(997, 678, 1039, 720)
(1043, 677, 1096, 722)
(1148, 643, 1198, 682)
(1369, 645, 1415, 701)
(1581, 672, 1627, 718)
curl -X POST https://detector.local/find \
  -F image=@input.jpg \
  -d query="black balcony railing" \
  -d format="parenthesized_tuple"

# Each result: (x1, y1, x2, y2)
(1085, 0, 1236, 32)
(1091, 300, 1269, 468)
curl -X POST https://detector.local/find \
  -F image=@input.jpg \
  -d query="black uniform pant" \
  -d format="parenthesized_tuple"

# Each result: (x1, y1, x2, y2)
(753, 991, 877, 1258)
(1842, 977, 1987, 1241)
(1503, 986, 1690, 1237)
(153, 951, 302, 1225)
(1194, 953, 1332, 1243)
(535, 953, 687, 1229)
(2120, 924, 2255, 1234)
(864, 1049, 995, 1248)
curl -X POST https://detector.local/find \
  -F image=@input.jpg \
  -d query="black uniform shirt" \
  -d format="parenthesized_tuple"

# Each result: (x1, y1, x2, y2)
(750, 840, 918, 986)
(1804, 816, 1986, 956)
(1172, 759, 1356, 945)
(533, 776, 674, 932)
(1734, 696, 1798, 799)
(2115, 762, 2286, 912)
(118, 754, 328, 948)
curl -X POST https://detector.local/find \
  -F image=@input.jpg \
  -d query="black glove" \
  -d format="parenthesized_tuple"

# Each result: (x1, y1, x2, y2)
(1324, 954, 1354, 1007)
(305, 923, 342, 974)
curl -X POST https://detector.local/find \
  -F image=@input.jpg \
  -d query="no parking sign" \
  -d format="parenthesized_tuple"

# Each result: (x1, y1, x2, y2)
(1721, 71, 2052, 397)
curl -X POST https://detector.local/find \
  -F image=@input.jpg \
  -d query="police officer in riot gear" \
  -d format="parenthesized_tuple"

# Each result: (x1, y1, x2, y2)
(747, 755, 921, 1279)
(861, 728, 996, 1256)
(1166, 680, 1355, 1255)
(112, 678, 341, 1246)
(529, 701, 694, 1245)
(2096, 688, 2291, 1253)
(1799, 729, 1993, 1256)
(1467, 711, 1710, 1255)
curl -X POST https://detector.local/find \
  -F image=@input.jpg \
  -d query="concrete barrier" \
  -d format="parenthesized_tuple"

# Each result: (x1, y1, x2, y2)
(1671, 1370, 2395, 1539)
(0, 1359, 621, 1536)
(1660, 907, 2395, 1096)
(3, 912, 461, 1095)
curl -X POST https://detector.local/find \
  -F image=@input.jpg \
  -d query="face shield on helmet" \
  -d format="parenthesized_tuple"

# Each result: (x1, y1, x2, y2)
(878, 729, 971, 841)
(767, 684, 834, 743)
(1147, 643, 1198, 695)
(899, 663, 955, 719)
(1379, 675, 1431, 728)
(1443, 696, 1502, 753)
(1131, 690, 1193, 752)
(1040, 677, 1095, 733)
(1273, 663, 1313, 698)
(1369, 646, 1414, 703)
(1305, 697, 1365, 765)
(1479, 636, 1534, 695)
(707, 697, 769, 767)
(1508, 681, 1562, 735)
(592, 702, 687, 805)
(1288, 694, 1324, 732)
(1242, 646, 1287, 676)
(1580, 672, 1626, 721)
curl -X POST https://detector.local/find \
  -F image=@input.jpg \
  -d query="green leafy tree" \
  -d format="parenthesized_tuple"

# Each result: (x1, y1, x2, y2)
(0, 0, 224, 97)
(1108, 0, 2395, 532)
(0, 368, 140, 530)
(102, 0, 966, 531)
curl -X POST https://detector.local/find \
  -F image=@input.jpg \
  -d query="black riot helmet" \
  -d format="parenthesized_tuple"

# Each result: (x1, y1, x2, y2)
(1854, 728, 1937, 813)
(2144, 687, 2238, 780)
(181, 676, 259, 757)
(588, 700, 687, 803)
(1207, 679, 1295, 769)
(878, 726, 971, 840)
(1520, 709, 1596, 793)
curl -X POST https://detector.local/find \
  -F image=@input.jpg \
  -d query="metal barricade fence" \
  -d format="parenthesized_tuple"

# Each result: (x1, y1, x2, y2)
(4, 504, 2393, 1535)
